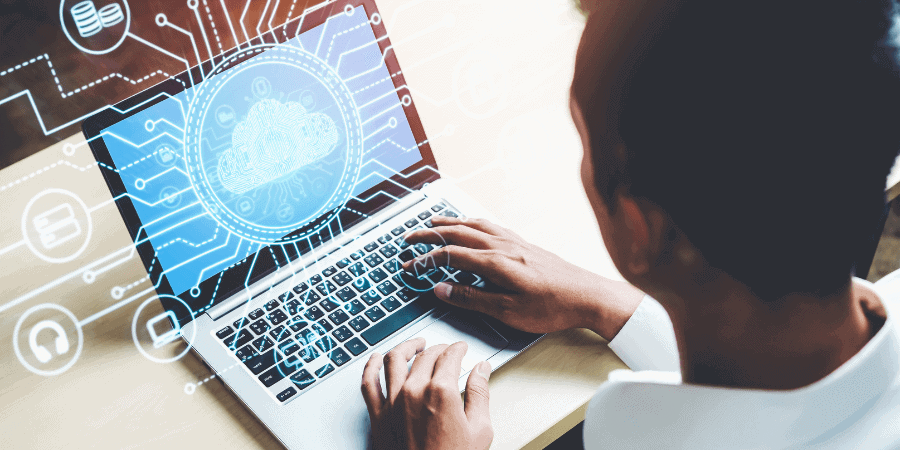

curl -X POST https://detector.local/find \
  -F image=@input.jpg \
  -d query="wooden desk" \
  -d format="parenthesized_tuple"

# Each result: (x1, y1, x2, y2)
(0, 1, 629, 448)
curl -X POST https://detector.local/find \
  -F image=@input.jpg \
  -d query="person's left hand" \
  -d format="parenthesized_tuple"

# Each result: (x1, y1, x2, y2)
(361, 338, 494, 450)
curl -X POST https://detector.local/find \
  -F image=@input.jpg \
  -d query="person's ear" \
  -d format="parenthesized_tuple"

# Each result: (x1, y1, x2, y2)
(614, 194, 666, 277)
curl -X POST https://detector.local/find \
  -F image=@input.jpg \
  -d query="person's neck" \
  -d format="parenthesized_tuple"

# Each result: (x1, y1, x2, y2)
(658, 274, 881, 390)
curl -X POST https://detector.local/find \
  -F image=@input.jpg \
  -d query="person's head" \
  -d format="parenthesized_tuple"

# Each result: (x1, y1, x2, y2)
(570, 0, 900, 302)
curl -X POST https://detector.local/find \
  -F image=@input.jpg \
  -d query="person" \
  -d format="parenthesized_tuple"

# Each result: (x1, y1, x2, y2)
(359, 0, 900, 448)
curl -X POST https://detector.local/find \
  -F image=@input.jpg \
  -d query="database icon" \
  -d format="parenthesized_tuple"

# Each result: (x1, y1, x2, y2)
(70, 1, 123, 38)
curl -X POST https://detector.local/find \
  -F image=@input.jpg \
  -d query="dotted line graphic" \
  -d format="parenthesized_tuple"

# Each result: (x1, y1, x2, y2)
(202, 0, 225, 55)
(154, 227, 220, 251)
(0, 53, 170, 98)
(283, 0, 301, 39)
(344, 206, 370, 218)
(352, 70, 402, 95)
(325, 21, 370, 61)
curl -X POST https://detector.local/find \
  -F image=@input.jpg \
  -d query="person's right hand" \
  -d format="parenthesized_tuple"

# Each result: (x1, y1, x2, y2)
(401, 216, 644, 340)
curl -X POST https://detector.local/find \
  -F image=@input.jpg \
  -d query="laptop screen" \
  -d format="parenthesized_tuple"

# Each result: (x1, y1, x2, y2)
(87, 2, 436, 320)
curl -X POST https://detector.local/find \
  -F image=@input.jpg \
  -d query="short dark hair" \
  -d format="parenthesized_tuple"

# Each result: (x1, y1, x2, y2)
(577, 0, 900, 299)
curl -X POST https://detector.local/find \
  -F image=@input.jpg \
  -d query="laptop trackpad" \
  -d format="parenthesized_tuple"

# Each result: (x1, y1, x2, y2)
(379, 311, 510, 393)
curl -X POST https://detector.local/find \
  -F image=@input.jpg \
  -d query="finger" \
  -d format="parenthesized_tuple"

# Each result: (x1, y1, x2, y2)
(403, 225, 495, 250)
(405, 344, 450, 387)
(361, 352, 385, 417)
(464, 361, 492, 426)
(431, 341, 468, 384)
(384, 337, 426, 401)
(430, 216, 511, 238)
(401, 246, 511, 283)
(433, 282, 511, 318)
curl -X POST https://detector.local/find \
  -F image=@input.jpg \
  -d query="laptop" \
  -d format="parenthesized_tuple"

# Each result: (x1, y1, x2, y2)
(81, 0, 541, 447)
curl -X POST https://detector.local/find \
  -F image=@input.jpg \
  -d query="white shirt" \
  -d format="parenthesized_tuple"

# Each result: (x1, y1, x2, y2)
(584, 273, 900, 449)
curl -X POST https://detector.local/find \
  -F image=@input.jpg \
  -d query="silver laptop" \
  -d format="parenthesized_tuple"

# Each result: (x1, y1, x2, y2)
(82, 0, 541, 447)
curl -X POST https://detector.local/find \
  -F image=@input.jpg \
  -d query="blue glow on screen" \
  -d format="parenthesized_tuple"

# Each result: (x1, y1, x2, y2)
(101, 6, 422, 295)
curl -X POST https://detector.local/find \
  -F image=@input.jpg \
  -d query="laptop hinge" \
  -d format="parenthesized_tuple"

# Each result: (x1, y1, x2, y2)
(207, 192, 427, 321)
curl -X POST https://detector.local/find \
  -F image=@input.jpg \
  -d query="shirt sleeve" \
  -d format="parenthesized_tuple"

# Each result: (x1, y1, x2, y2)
(606, 294, 680, 372)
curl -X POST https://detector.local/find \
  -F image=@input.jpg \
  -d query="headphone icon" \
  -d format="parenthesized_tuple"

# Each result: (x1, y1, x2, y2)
(29, 320, 70, 364)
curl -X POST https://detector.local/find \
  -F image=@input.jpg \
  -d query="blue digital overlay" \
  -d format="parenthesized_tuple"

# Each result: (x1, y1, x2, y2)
(101, 5, 423, 296)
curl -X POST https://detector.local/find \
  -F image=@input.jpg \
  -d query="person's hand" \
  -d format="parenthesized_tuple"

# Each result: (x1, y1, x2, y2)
(361, 338, 493, 450)
(402, 216, 644, 340)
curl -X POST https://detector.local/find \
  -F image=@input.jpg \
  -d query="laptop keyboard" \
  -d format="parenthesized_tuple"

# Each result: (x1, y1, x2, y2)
(212, 201, 482, 403)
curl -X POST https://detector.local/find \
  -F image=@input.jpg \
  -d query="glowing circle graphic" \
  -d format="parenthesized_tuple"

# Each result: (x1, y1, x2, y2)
(183, 44, 364, 244)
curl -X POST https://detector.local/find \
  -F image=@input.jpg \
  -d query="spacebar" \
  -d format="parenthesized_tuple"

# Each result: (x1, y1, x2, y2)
(361, 296, 437, 345)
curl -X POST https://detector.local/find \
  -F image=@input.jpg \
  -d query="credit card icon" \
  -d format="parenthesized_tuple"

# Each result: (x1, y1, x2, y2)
(32, 203, 82, 250)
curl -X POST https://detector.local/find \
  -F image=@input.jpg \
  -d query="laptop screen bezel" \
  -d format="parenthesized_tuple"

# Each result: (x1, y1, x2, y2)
(82, 0, 440, 325)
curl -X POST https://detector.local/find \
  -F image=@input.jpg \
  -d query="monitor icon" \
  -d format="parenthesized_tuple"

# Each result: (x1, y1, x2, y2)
(146, 311, 181, 348)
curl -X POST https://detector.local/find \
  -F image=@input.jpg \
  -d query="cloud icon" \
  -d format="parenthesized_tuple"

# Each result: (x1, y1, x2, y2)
(217, 99, 339, 195)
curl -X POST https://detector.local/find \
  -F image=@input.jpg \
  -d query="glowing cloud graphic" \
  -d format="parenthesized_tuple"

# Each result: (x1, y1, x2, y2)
(217, 99, 339, 195)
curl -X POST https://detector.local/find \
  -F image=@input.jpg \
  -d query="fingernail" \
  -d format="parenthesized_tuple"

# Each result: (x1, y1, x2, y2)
(434, 282, 452, 300)
(476, 361, 491, 380)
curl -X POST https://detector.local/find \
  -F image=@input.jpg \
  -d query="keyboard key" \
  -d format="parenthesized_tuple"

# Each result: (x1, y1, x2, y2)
(216, 326, 234, 340)
(291, 370, 316, 390)
(303, 306, 324, 321)
(424, 219, 433, 228)
(233, 318, 249, 330)
(293, 282, 309, 294)
(364, 241, 379, 252)
(345, 300, 366, 316)
(299, 346, 320, 363)
(336, 258, 351, 269)
(345, 337, 368, 356)
(288, 318, 309, 333)
(253, 335, 276, 353)
(328, 309, 350, 325)
(279, 340, 300, 356)
(235, 344, 255, 361)
(455, 271, 478, 285)
(264, 299, 280, 312)
(299, 290, 321, 306)
(398, 249, 416, 263)
(278, 291, 294, 303)
(396, 237, 412, 249)
(396, 287, 419, 303)
(381, 296, 402, 312)
(246, 308, 264, 320)
(349, 250, 364, 260)
(329, 348, 352, 366)
(277, 386, 298, 402)
(268, 310, 288, 325)
(349, 316, 371, 332)
(441, 210, 459, 218)
(379, 245, 399, 258)
(443, 266, 460, 274)
(360, 290, 381, 305)
(417, 211, 432, 220)
(320, 298, 340, 312)
(377, 234, 390, 244)
(413, 243, 431, 255)
(365, 306, 387, 322)
(336, 286, 357, 302)
(296, 329, 318, 346)
(348, 262, 367, 277)
(322, 266, 337, 277)
(316, 336, 337, 353)
(259, 361, 298, 387)
(332, 326, 353, 342)
(431, 203, 446, 212)
(368, 268, 388, 283)
(315, 363, 335, 378)
(316, 280, 337, 296)
(269, 325, 290, 342)
(352, 277, 372, 293)
(404, 218, 418, 228)
(250, 319, 271, 336)
(377, 280, 398, 296)
(285, 299, 303, 316)
(314, 319, 333, 334)
(426, 270, 444, 283)
(395, 272, 431, 291)
(362, 297, 436, 346)
(391, 226, 406, 236)
(309, 274, 323, 285)
(244, 349, 277, 375)
(333, 271, 353, 286)
(383, 259, 402, 273)
(364, 253, 384, 267)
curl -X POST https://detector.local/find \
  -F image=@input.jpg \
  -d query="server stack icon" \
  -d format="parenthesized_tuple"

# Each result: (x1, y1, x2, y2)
(70, 1, 124, 38)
